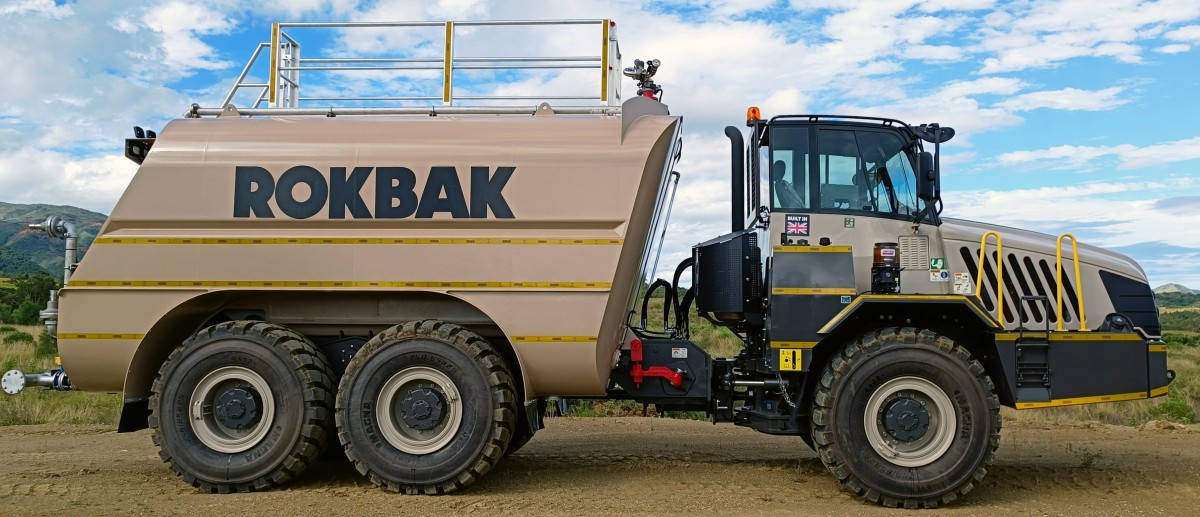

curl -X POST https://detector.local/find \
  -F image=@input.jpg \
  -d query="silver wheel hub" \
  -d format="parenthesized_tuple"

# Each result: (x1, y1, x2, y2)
(864, 376, 956, 468)
(189, 366, 275, 454)
(377, 366, 463, 455)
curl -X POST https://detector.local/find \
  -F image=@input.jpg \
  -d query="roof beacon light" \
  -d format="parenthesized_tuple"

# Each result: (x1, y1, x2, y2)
(747, 106, 761, 123)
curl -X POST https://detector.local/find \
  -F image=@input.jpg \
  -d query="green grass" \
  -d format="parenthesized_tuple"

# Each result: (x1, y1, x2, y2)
(0, 324, 121, 426)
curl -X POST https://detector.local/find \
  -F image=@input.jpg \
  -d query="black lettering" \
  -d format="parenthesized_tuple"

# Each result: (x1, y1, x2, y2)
(470, 166, 514, 218)
(375, 167, 418, 218)
(275, 166, 328, 219)
(233, 166, 275, 218)
(417, 166, 469, 218)
(329, 166, 372, 219)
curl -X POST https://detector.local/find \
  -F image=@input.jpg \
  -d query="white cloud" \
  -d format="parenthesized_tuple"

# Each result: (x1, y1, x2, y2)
(1155, 43, 1192, 53)
(998, 87, 1129, 111)
(976, 0, 1200, 73)
(997, 136, 1200, 169)
(1165, 24, 1200, 42)
(0, 0, 72, 18)
(137, 2, 235, 73)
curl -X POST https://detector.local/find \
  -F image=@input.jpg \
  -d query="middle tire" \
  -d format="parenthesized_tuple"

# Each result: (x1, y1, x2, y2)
(336, 320, 516, 494)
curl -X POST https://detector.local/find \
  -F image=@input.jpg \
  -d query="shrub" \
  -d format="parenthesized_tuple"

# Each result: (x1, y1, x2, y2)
(2, 331, 33, 344)
(1148, 397, 1197, 424)
(34, 330, 56, 359)
(0, 325, 16, 333)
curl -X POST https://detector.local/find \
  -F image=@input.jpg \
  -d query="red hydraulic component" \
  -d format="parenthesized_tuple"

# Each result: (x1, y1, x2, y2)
(629, 339, 684, 388)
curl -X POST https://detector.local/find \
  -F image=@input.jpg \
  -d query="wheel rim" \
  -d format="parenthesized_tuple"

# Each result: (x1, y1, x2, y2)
(189, 366, 275, 454)
(376, 366, 463, 455)
(863, 376, 956, 467)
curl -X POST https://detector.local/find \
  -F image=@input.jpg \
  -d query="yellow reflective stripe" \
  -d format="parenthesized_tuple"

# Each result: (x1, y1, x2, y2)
(1149, 344, 1168, 352)
(93, 237, 623, 246)
(994, 333, 1146, 342)
(510, 336, 596, 343)
(772, 245, 853, 253)
(1151, 386, 1169, 397)
(67, 280, 611, 289)
(1015, 391, 1146, 409)
(57, 333, 145, 340)
(772, 287, 856, 295)
(770, 341, 817, 349)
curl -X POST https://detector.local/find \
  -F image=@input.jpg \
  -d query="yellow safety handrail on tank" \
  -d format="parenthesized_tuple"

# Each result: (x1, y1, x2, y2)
(976, 232, 1004, 323)
(1055, 233, 1087, 331)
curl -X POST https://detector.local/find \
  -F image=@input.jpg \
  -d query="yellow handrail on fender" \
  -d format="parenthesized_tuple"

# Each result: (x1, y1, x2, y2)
(976, 232, 1003, 322)
(1055, 233, 1087, 331)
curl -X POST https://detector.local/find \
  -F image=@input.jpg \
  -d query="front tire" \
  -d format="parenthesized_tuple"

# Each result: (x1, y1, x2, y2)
(336, 320, 516, 494)
(811, 328, 1000, 508)
(149, 321, 335, 493)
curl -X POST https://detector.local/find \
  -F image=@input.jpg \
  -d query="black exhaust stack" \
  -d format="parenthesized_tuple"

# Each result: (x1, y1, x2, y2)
(725, 126, 744, 233)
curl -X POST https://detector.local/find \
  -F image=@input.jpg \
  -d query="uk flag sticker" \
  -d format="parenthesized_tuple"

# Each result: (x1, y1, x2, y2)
(786, 214, 810, 236)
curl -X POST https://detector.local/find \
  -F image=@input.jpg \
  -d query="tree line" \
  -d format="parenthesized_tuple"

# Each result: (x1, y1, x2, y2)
(0, 274, 58, 325)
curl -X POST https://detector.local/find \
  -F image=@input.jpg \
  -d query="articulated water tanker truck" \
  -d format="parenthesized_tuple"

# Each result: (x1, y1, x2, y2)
(4, 20, 1171, 507)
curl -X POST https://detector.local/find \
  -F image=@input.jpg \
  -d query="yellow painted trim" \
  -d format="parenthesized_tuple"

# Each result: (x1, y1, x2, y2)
(1148, 344, 1168, 352)
(770, 341, 817, 349)
(268, 23, 279, 105)
(818, 296, 865, 334)
(57, 333, 145, 340)
(1015, 391, 1146, 409)
(772, 287, 856, 296)
(443, 21, 453, 104)
(67, 280, 612, 289)
(510, 336, 596, 343)
(600, 19, 609, 102)
(772, 245, 853, 253)
(93, 237, 623, 246)
(1150, 386, 1169, 397)
(817, 294, 1001, 334)
(994, 332, 1145, 342)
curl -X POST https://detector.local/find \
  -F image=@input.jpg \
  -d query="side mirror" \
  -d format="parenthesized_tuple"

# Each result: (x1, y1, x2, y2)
(918, 151, 936, 201)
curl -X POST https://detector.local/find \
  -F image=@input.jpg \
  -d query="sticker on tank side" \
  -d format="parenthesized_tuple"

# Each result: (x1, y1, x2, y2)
(233, 165, 515, 219)
(785, 214, 809, 236)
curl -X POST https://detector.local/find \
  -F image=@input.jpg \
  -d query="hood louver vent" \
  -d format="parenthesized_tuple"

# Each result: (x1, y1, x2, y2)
(958, 246, 1081, 326)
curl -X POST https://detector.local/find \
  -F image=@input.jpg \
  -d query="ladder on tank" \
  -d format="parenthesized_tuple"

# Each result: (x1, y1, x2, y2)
(191, 19, 624, 117)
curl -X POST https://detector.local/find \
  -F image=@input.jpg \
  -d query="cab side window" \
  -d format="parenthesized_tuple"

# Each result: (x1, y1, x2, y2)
(817, 129, 919, 216)
(768, 127, 810, 210)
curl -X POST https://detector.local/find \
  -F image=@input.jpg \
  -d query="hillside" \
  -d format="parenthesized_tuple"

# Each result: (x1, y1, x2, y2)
(0, 202, 106, 277)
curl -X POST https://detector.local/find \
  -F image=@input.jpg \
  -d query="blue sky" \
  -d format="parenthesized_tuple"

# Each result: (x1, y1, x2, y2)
(1, 0, 1199, 287)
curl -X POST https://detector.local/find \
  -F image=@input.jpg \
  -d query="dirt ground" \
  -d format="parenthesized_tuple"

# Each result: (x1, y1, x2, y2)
(0, 417, 1198, 516)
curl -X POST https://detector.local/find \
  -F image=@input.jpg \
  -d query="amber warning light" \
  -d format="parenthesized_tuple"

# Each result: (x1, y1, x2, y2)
(747, 106, 761, 122)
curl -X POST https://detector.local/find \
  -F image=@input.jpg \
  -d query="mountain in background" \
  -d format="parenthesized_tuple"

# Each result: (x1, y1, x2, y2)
(1155, 283, 1199, 295)
(0, 202, 106, 277)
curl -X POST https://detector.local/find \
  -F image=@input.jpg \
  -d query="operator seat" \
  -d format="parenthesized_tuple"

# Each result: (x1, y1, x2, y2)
(772, 160, 804, 209)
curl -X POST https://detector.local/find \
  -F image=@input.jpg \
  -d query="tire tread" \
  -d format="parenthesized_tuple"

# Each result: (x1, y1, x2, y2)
(148, 321, 335, 493)
(810, 327, 1001, 508)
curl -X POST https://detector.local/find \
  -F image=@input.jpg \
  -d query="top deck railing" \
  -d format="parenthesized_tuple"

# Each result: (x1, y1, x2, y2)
(196, 19, 623, 117)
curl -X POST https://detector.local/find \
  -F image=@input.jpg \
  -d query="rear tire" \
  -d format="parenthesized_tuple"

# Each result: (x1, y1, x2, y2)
(811, 328, 1000, 508)
(336, 320, 516, 494)
(149, 321, 335, 493)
